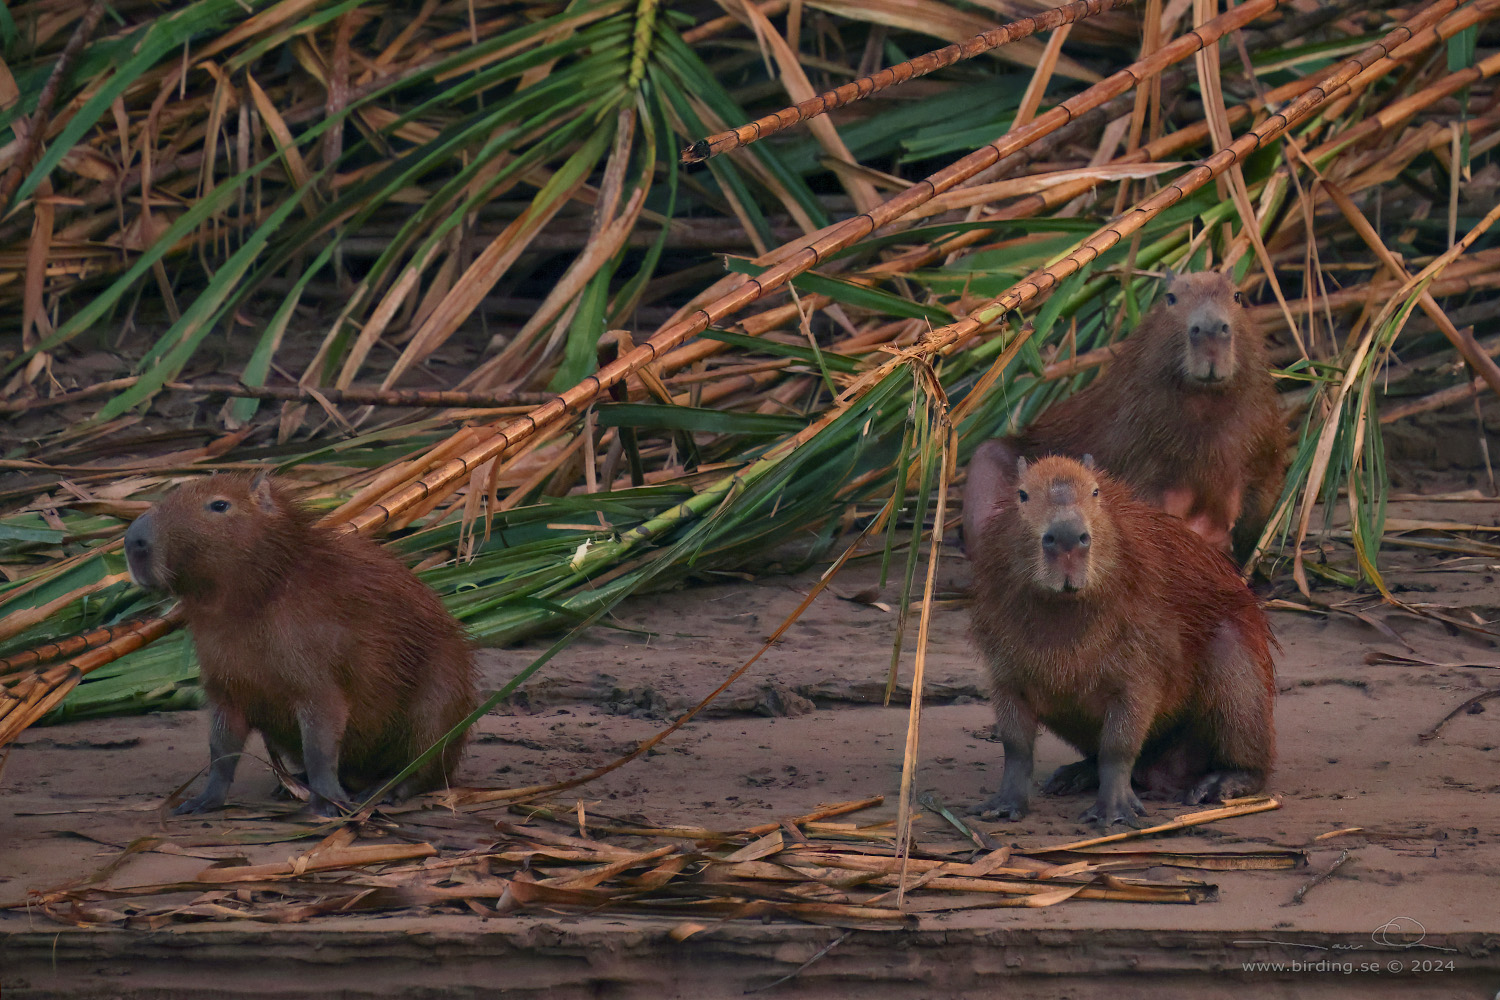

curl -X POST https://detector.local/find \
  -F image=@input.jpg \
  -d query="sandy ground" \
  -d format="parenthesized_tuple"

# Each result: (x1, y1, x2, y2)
(3, 488, 1500, 997)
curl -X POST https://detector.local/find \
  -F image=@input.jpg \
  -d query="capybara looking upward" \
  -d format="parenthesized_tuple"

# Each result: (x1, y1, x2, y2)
(965, 445, 1275, 827)
(124, 472, 477, 816)
(1006, 271, 1287, 555)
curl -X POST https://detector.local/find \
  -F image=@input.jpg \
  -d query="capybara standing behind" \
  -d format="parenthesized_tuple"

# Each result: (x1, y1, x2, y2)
(125, 472, 477, 816)
(1005, 271, 1287, 555)
(965, 446, 1275, 828)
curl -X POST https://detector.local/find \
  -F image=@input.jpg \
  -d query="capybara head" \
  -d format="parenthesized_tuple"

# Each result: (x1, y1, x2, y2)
(1154, 270, 1247, 386)
(125, 471, 307, 599)
(1009, 454, 1117, 595)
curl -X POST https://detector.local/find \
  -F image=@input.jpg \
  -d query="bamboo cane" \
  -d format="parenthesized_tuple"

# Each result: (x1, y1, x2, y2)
(681, 0, 1142, 163)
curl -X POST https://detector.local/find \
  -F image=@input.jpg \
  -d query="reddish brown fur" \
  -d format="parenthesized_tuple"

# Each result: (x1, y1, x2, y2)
(125, 472, 476, 814)
(1009, 271, 1288, 554)
(966, 450, 1275, 826)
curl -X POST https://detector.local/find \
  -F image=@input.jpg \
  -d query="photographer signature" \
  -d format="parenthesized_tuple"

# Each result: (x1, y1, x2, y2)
(1234, 916, 1458, 953)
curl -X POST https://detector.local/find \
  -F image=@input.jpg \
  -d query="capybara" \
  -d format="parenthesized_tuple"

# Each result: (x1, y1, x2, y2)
(124, 471, 477, 816)
(964, 445, 1275, 828)
(1002, 270, 1287, 556)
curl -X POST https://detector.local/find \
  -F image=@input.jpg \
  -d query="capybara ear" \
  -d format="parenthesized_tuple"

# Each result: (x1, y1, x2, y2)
(250, 469, 276, 514)
(962, 439, 1024, 554)
(1081, 453, 1095, 471)
(1162, 267, 1177, 285)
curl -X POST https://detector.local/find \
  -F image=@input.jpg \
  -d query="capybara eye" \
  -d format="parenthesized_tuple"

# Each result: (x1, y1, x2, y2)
(1233, 291, 1243, 305)
(1017, 489, 1029, 502)
(207, 499, 231, 513)
(1165, 293, 1177, 306)
(1092, 488, 1099, 497)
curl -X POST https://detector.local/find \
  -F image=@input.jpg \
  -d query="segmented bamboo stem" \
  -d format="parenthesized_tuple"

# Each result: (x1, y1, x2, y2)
(680, 0, 1142, 164)
(0, 615, 160, 676)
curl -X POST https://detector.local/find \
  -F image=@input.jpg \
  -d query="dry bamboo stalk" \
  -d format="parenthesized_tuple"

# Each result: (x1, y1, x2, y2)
(718, 858, 1196, 902)
(895, 394, 954, 906)
(0, 377, 142, 413)
(1379, 376, 1487, 423)
(0, 615, 158, 676)
(681, 0, 791, 44)
(680, 0, 1142, 164)
(0, 611, 181, 745)
(1039, 796, 1281, 851)
(1314, 48, 1500, 161)
(511, 795, 885, 840)
(1246, 259, 1500, 325)
(194, 842, 438, 882)
(162, 381, 553, 409)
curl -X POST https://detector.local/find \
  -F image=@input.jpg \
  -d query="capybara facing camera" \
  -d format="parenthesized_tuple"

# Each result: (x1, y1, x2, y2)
(1006, 270, 1288, 556)
(125, 471, 477, 816)
(964, 444, 1276, 828)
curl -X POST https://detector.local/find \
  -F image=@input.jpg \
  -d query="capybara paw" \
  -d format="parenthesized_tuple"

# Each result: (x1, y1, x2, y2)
(307, 794, 354, 818)
(1080, 791, 1148, 829)
(973, 793, 1028, 822)
(1043, 759, 1099, 796)
(173, 792, 227, 815)
(390, 776, 434, 802)
(1185, 769, 1261, 805)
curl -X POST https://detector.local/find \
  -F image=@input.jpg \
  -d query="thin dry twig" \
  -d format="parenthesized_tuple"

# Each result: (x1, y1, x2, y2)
(1284, 848, 1354, 906)
(0, 2, 107, 219)
(1418, 687, 1500, 741)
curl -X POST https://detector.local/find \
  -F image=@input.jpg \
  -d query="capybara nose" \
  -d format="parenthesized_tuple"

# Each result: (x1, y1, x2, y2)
(124, 511, 154, 557)
(1042, 521, 1090, 553)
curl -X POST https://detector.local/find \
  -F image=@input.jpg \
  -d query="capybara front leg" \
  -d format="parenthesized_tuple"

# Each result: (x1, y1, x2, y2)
(1082, 701, 1150, 829)
(174, 701, 249, 815)
(975, 691, 1037, 821)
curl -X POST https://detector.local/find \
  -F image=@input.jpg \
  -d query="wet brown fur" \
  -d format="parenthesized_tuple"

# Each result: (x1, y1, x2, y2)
(967, 451, 1275, 823)
(1009, 271, 1288, 554)
(125, 473, 476, 812)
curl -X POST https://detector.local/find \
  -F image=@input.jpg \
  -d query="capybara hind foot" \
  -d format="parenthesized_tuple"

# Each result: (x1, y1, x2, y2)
(1043, 757, 1099, 795)
(1185, 769, 1263, 805)
(173, 790, 228, 815)
(1081, 788, 1148, 830)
